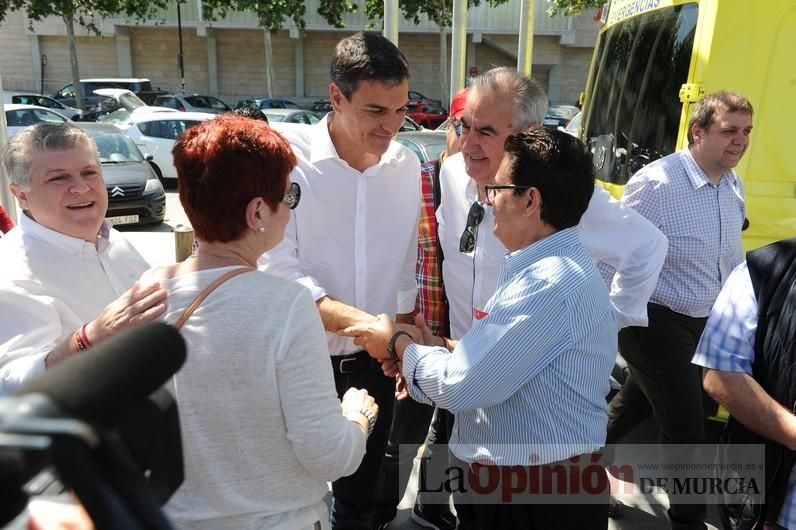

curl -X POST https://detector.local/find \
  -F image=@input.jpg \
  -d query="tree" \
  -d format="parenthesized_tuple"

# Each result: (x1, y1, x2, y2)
(545, 0, 603, 17)
(352, 0, 511, 106)
(201, 0, 307, 98)
(0, 0, 169, 109)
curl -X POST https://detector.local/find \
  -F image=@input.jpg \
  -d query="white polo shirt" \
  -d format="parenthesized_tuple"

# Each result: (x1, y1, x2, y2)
(0, 214, 149, 393)
(259, 115, 421, 356)
(438, 153, 667, 339)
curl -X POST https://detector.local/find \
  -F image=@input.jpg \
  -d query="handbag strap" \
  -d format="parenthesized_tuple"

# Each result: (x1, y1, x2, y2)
(174, 267, 253, 330)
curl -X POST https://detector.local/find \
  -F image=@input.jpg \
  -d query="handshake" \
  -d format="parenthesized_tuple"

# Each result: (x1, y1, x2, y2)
(338, 313, 443, 396)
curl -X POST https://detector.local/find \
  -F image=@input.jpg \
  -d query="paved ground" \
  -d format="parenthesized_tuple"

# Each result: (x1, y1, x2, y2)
(122, 186, 723, 530)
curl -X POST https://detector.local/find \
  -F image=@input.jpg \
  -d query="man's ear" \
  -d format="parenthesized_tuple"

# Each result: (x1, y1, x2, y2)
(691, 123, 703, 144)
(329, 83, 345, 112)
(9, 183, 29, 210)
(524, 187, 541, 217)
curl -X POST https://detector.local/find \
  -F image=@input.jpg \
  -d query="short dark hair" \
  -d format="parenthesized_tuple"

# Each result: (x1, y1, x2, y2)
(330, 32, 409, 99)
(503, 128, 595, 230)
(687, 90, 753, 144)
(172, 114, 296, 243)
(234, 106, 269, 124)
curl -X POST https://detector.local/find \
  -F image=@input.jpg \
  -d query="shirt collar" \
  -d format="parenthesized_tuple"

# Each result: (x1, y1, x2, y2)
(680, 148, 738, 189)
(19, 213, 111, 255)
(503, 226, 581, 279)
(309, 113, 401, 168)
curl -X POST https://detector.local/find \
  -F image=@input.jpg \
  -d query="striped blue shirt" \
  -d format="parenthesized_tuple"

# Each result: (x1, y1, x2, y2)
(693, 262, 796, 529)
(403, 228, 618, 465)
(623, 148, 745, 317)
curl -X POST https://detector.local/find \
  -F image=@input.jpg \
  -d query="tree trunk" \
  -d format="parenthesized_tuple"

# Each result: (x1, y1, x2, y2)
(64, 13, 83, 110)
(263, 30, 276, 98)
(439, 26, 449, 110)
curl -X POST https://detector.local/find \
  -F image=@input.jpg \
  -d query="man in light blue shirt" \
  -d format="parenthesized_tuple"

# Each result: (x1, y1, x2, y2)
(343, 128, 616, 529)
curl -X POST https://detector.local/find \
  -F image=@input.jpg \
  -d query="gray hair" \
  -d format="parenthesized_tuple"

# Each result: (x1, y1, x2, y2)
(471, 66, 548, 132)
(1, 123, 98, 189)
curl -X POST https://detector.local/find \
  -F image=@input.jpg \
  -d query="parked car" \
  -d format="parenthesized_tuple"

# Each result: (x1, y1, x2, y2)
(7, 94, 82, 120)
(310, 98, 332, 113)
(409, 90, 443, 108)
(4, 104, 70, 138)
(135, 89, 170, 105)
(395, 130, 447, 163)
(559, 111, 581, 138)
(406, 102, 448, 129)
(542, 104, 580, 128)
(51, 78, 153, 110)
(400, 115, 424, 132)
(75, 122, 166, 226)
(153, 94, 232, 115)
(262, 109, 320, 125)
(94, 89, 176, 125)
(122, 111, 216, 181)
(235, 98, 300, 111)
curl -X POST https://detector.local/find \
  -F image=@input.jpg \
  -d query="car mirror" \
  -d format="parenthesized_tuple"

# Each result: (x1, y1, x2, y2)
(144, 154, 154, 161)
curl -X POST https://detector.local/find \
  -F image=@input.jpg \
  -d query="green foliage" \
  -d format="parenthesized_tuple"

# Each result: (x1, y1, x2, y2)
(358, 0, 509, 29)
(546, 0, 603, 17)
(202, 0, 307, 32)
(0, 0, 169, 33)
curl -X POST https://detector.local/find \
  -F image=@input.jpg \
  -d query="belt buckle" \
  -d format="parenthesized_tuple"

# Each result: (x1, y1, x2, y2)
(338, 356, 357, 374)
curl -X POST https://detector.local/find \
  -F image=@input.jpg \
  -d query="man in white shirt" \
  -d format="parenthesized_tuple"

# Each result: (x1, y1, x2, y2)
(0, 123, 167, 394)
(440, 66, 667, 340)
(258, 32, 420, 530)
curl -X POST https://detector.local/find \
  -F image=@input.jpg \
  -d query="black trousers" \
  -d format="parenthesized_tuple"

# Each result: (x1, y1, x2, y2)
(329, 352, 396, 530)
(373, 398, 455, 523)
(606, 303, 709, 530)
(451, 452, 609, 530)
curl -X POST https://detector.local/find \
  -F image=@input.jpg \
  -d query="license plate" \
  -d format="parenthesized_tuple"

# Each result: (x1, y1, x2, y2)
(106, 214, 139, 225)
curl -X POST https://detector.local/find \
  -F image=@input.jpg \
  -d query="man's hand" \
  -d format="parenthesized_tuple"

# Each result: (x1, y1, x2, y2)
(316, 296, 378, 333)
(339, 313, 396, 360)
(395, 374, 409, 400)
(85, 281, 168, 345)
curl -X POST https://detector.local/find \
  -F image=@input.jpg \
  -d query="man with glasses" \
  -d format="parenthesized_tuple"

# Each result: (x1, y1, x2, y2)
(342, 128, 617, 528)
(439, 66, 666, 347)
(258, 32, 420, 530)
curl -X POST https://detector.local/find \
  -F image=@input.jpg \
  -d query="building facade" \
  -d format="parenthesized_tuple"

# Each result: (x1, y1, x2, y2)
(0, 0, 598, 106)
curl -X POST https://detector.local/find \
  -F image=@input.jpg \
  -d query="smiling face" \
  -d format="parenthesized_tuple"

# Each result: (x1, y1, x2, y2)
(329, 79, 409, 163)
(11, 147, 107, 243)
(690, 110, 753, 182)
(459, 88, 515, 187)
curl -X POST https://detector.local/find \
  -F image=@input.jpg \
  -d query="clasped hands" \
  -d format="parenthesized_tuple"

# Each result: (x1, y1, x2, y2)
(339, 313, 435, 396)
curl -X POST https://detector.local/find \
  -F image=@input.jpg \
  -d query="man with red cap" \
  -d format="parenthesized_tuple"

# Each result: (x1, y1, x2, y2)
(372, 89, 469, 530)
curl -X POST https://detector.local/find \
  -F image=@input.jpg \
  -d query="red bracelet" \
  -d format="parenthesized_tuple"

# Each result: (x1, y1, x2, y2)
(78, 323, 92, 349)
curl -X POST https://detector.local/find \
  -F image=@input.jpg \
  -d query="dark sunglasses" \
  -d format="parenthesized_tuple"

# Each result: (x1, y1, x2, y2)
(279, 182, 301, 210)
(449, 117, 463, 138)
(459, 202, 485, 253)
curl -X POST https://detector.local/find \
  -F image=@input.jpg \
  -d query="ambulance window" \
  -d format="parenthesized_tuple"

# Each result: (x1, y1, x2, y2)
(584, 4, 698, 185)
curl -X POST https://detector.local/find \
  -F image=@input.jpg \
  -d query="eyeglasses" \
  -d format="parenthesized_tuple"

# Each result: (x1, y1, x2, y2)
(449, 117, 463, 138)
(459, 202, 485, 253)
(483, 184, 531, 206)
(279, 182, 301, 209)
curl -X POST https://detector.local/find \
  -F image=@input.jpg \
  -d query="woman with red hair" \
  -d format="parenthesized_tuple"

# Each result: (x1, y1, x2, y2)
(0, 204, 14, 234)
(141, 114, 376, 529)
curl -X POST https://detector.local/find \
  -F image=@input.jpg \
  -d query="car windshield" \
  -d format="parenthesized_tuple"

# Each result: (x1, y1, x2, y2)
(90, 131, 145, 163)
(186, 96, 230, 111)
(263, 111, 287, 122)
(118, 92, 146, 111)
(99, 108, 132, 125)
(546, 106, 579, 119)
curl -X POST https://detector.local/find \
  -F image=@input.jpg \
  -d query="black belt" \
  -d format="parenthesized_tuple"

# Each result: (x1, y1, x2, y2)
(331, 350, 371, 374)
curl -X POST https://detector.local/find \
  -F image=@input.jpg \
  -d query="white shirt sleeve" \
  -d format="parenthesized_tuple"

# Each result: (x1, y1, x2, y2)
(0, 286, 62, 393)
(578, 185, 668, 328)
(396, 197, 420, 314)
(258, 211, 328, 302)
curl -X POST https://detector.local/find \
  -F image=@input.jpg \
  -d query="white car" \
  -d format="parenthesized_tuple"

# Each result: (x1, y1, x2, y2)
(93, 88, 176, 125)
(3, 104, 70, 138)
(4, 93, 82, 120)
(123, 111, 216, 181)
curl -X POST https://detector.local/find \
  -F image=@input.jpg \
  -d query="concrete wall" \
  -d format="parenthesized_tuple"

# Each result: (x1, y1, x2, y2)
(40, 35, 119, 93)
(560, 46, 593, 104)
(129, 26, 209, 95)
(216, 29, 294, 101)
(0, 11, 36, 91)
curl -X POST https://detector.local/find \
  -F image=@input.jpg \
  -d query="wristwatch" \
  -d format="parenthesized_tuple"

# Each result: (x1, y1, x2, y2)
(359, 407, 376, 437)
(387, 331, 412, 364)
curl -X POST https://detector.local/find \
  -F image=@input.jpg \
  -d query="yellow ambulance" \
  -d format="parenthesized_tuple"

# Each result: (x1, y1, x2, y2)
(580, 0, 796, 250)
